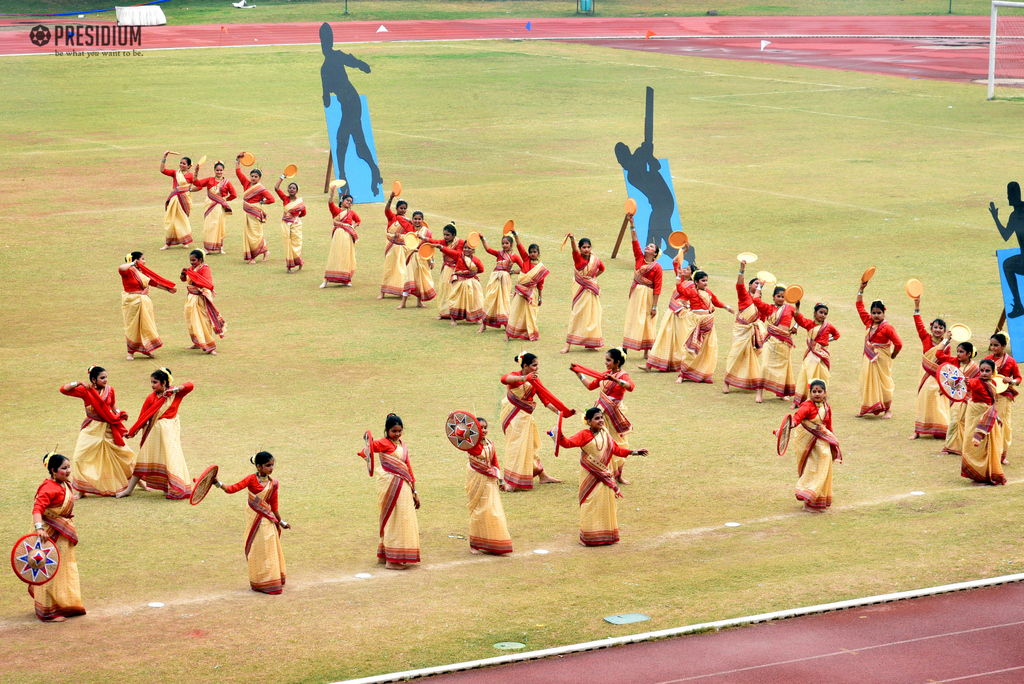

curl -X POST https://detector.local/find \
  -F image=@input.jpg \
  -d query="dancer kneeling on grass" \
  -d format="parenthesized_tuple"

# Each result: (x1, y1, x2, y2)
(275, 176, 306, 273)
(937, 338, 980, 457)
(621, 217, 662, 358)
(723, 261, 766, 393)
(910, 296, 948, 440)
(439, 240, 484, 325)
(180, 250, 226, 355)
(561, 235, 605, 353)
(479, 234, 523, 333)
(793, 301, 840, 406)
(500, 353, 576, 490)
(358, 414, 421, 569)
(235, 156, 274, 263)
(986, 333, 1020, 464)
(321, 190, 360, 287)
(642, 261, 696, 373)
(118, 251, 177, 361)
(574, 348, 634, 484)
(557, 408, 647, 547)
(855, 282, 902, 418)
(215, 452, 290, 593)
(117, 368, 193, 500)
(676, 270, 734, 384)
(789, 379, 842, 512)
(464, 418, 513, 556)
(29, 453, 86, 622)
(61, 366, 134, 498)
(505, 237, 548, 342)
(960, 359, 1007, 485)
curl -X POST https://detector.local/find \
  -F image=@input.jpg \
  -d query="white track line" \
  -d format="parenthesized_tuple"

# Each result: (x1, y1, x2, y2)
(932, 665, 1024, 683)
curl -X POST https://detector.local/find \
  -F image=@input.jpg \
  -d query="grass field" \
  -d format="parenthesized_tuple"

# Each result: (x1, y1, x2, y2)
(2, 36, 1024, 684)
(0, 0, 998, 23)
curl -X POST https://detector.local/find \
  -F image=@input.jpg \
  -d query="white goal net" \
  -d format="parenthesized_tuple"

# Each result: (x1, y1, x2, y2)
(989, 1, 1024, 99)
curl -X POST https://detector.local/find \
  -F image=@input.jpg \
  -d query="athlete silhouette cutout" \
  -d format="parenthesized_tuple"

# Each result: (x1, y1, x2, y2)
(991, 181, 1024, 318)
(615, 140, 692, 263)
(320, 22, 382, 196)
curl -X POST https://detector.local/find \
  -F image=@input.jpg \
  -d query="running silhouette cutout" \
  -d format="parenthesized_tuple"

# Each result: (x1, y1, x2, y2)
(320, 22, 383, 197)
(991, 181, 1024, 318)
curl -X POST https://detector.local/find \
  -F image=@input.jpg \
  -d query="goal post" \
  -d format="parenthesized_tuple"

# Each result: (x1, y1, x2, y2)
(989, 0, 1024, 99)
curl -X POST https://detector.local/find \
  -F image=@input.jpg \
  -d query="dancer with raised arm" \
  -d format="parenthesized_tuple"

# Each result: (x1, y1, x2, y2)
(191, 160, 236, 255)
(479, 234, 523, 333)
(380, 194, 414, 298)
(723, 261, 765, 393)
(158, 151, 194, 249)
(676, 270, 734, 384)
(400, 212, 435, 309)
(793, 302, 840, 406)
(322, 190, 360, 287)
(561, 235, 604, 354)
(642, 260, 696, 373)
(752, 284, 797, 403)
(909, 296, 948, 440)
(573, 348, 635, 484)
(855, 282, 902, 418)
(275, 174, 306, 273)
(431, 223, 464, 319)
(505, 236, 548, 342)
(622, 217, 662, 358)
(235, 155, 274, 263)
(61, 366, 134, 497)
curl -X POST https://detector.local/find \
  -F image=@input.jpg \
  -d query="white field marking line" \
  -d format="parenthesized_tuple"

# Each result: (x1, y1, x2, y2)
(695, 86, 865, 98)
(331, 574, 1024, 684)
(647, 620, 1024, 684)
(671, 176, 896, 215)
(932, 665, 1024, 683)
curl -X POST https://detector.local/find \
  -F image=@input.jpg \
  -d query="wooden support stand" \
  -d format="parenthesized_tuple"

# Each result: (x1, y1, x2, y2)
(610, 214, 630, 259)
(323, 150, 334, 194)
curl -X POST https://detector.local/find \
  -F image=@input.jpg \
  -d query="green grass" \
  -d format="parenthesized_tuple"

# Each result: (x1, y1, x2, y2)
(0, 0, 995, 24)
(1, 39, 1023, 684)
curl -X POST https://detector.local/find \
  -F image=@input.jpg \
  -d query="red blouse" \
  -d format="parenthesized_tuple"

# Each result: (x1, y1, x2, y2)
(223, 474, 279, 511)
(127, 383, 194, 437)
(966, 377, 996, 405)
(329, 202, 361, 224)
(735, 282, 761, 315)
(856, 301, 903, 352)
(33, 479, 67, 516)
(485, 247, 524, 272)
(235, 169, 276, 203)
(679, 287, 725, 312)
(794, 313, 841, 346)
(385, 206, 414, 232)
(370, 439, 416, 482)
(120, 268, 147, 293)
(440, 245, 483, 274)
(515, 241, 545, 292)
(572, 251, 605, 276)
(986, 354, 1022, 383)
(631, 238, 663, 295)
(181, 263, 215, 291)
(587, 372, 634, 401)
(753, 297, 795, 326)
(192, 176, 238, 201)
(792, 400, 833, 431)
(275, 189, 306, 216)
(557, 429, 632, 455)
(914, 314, 942, 353)
(161, 168, 194, 186)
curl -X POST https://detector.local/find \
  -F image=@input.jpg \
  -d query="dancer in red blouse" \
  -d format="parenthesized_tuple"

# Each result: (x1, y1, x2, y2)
(855, 281, 903, 418)
(275, 175, 307, 272)
(159, 151, 194, 249)
(792, 302, 840, 406)
(191, 161, 237, 255)
(29, 453, 86, 621)
(986, 333, 1021, 462)
(235, 155, 275, 263)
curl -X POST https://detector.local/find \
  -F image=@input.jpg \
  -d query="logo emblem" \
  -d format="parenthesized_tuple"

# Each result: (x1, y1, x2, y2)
(29, 25, 51, 47)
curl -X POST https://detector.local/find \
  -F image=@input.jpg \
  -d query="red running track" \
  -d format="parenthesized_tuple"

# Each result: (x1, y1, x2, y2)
(421, 582, 1024, 684)
(0, 16, 996, 81)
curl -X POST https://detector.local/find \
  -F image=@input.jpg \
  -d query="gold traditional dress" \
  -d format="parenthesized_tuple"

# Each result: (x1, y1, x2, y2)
(162, 168, 193, 247)
(30, 480, 85, 621)
(988, 353, 1020, 461)
(381, 207, 413, 297)
(363, 438, 420, 564)
(499, 373, 546, 490)
(558, 428, 632, 546)
(942, 358, 980, 456)
(645, 281, 695, 372)
(724, 283, 765, 391)
(182, 263, 225, 353)
(403, 228, 436, 301)
(565, 251, 604, 348)
(913, 324, 950, 438)
(678, 287, 725, 384)
(325, 204, 359, 284)
(223, 474, 287, 593)
(119, 263, 175, 356)
(61, 384, 135, 496)
(587, 370, 634, 478)
(237, 168, 273, 261)
(481, 247, 520, 329)
(125, 383, 194, 500)
(790, 400, 842, 510)
(505, 257, 548, 341)
(856, 301, 903, 416)
(198, 177, 235, 252)
(465, 440, 513, 554)
(961, 378, 1006, 485)
(446, 251, 485, 322)
(793, 315, 840, 404)
(622, 239, 663, 352)
(755, 299, 797, 398)
(279, 194, 306, 270)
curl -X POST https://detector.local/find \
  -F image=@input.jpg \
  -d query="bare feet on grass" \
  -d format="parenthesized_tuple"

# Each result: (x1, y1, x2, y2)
(538, 473, 561, 484)
(385, 562, 410, 570)
(470, 548, 483, 555)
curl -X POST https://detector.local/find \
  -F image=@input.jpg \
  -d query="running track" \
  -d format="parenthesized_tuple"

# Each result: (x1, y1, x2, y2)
(0, 16, 998, 82)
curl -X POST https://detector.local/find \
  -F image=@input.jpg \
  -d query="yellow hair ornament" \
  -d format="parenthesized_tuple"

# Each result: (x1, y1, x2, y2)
(125, 253, 133, 264)
(158, 367, 174, 386)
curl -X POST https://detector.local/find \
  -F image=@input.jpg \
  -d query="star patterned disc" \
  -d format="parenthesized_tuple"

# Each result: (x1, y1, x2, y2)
(937, 363, 969, 403)
(446, 411, 481, 451)
(10, 534, 60, 585)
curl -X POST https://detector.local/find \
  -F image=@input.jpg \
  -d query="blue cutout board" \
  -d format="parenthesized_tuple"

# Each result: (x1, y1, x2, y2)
(622, 160, 688, 271)
(324, 94, 384, 205)
(604, 613, 651, 625)
(996, 248, 1024, 362)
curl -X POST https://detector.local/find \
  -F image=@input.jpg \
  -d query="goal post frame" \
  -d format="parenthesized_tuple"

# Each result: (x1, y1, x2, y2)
(990, 0, 1024, 99)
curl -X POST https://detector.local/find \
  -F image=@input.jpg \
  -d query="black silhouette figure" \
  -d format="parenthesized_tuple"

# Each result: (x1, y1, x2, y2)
(991, 181, 1024, 318)
(614, 141, 691, 263)
(320, 22, 382, 196)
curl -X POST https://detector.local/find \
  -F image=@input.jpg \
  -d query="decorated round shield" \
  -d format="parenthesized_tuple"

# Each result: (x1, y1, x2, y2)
(362, 430, 375, 476)
(190, 465, 219, 506)
(11, 534, 60, 586)
(937, 363, 969, 403)
(240, 151, 255, 167)
(624, 198, 638, 216)
(775, 415, 793, 456)
(446, 411, 482, 451)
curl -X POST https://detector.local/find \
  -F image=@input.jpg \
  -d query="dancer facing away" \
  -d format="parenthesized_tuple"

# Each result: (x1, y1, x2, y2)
(960, 360, 1007, 485)
(322, 190, 360, 287)
(463, 418, 513, 555)
(439, 240, 484, 325)
(789, 380, 842, 512)
(118, 251, 177, 361)
(431, 223, 464, 319)
(574, 348, 635, 484)
(793, 301, 840, 406)
(29, 453, 86, 622)
(180, 250, 226, 355)
(909, 297, 948, 440)
(676, 270, 735, 384)
(215, 452, 290, 593)
(235, 154, 274, 264)
(752, 283, 797, 403)
(191, 160, 237, 255)
(561, 235, 605, 353)
(621, 217, 662, 357)
(557, 408, 647, 547)
(400, 212, 435, 309)
(158, 151, 194, 249)
(275, 174, 306, 273)
(855, 282, 902, 418)
(723, 261, 766, 394)
(937, 338, 980, 457)
(61, 367, 134, 497)
(380, 194, 414, 298)
(358, 414, 421, 569)
(505, 236, 548, 342)
(117, 369, 193, 500)
(479, 234, 523, 333)
(643, 260, 696, 373)
(986, 333, 1020, 463)
(500, 353, 576, 490)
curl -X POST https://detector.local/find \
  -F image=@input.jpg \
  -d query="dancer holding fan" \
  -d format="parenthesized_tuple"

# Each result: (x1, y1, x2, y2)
(561, 235, 605, 353)
(430, 223, 464, 318)
(214, 452, 290, 593)
(191, 160, 237, 255)
(855, 276, 902, 418)
(642, 260, 696, 373)
(438, 240, 484, 325)
(275, 171, 306, 273)
(793, 302, 840, 406)
(779, 379, 842, 512)
(380, 190, 414, 298)
(752, 282, 797, 403)
(621, 217, 662, 358)
(118, 251, 177, 361)
(573, 348, 634, 484)
(556, 408, 647, 546)
(676, 270, 734, 384)
(724, 259, 766, 393)
(909, 294, 948, 439)
(959, 360, 1006, 484)
(180, 250, 226, 355)
(235, 154, 274, 264)
(158, 151, 194, 249)
(500, 353, 576, 490)
(400, 213, 435, 309)
(479, 231, 523, 333)
(60, 367, 134, 497)
(937, 337, 980, 456)
(506, 235, 548, 342)
(322, 190, 360, 287)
